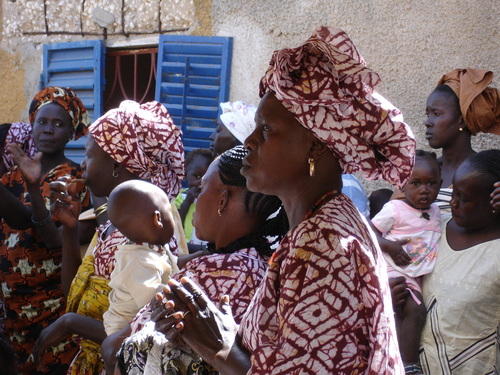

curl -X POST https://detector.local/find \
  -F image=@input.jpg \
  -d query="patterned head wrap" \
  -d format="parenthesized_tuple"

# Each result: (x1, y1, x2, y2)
(1, 122, 37, 170)
(29, 86, 90, 140)
(89, 100, 185, 200)
(259, 26, 416, 189)
(438, 68, 500, 135)
(219, 101, 257, 143)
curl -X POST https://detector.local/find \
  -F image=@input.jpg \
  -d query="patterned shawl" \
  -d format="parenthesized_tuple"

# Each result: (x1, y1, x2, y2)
(88, 100, 185, 200)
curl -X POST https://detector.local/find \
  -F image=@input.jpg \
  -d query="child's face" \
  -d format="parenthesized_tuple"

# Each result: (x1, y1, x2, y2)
(186, 155, 211, 190)
(403, 158, 441, 209)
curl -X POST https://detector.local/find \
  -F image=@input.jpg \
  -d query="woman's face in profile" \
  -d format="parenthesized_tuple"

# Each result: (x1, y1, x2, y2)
(242, 91, 314, 197)
(209, 120, 239, 158)
(192, 161, 221, 242)
(450, 162, 492, 231)
(81, 135, 116, 197)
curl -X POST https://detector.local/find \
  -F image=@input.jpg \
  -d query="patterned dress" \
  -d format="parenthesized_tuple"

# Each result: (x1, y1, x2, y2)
(65, 221, 125, 375)
(118, 247, 269, 374)
(0, 162, 90, 374)
(239, 194, 404, 374)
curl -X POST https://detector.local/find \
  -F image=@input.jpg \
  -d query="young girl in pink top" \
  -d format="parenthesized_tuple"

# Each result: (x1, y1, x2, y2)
(372, 150, 442, 374)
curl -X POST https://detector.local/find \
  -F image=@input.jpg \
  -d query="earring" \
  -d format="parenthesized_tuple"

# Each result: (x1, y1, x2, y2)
(308, 157, 315, 177)
(112, 168, 119, 178)
(217, 207, 223, 216)
(459, 127, 464, 132)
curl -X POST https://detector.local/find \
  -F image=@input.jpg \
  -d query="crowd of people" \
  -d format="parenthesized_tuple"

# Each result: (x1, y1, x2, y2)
(0, 26, 498, 375)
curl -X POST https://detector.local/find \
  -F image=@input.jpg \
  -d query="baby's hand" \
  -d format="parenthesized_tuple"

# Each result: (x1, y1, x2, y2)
(384, 239, 412, 267)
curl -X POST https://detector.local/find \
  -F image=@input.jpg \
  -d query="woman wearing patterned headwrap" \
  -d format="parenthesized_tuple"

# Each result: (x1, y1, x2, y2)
(32, 100, 185, 375)
(0, 86, 91, 374)
(152, 26, 414, 374)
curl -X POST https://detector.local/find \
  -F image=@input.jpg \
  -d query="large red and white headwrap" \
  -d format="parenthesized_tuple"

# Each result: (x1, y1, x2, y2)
(259, 26, 416, 188)
(89, 100, 185, 200)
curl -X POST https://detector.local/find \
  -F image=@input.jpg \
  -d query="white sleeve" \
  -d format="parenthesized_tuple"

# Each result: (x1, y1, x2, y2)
(371, 201, 397, 234)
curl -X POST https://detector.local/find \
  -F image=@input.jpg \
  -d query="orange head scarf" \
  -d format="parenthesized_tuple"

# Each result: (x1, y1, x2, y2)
(438, 68, 500, 135)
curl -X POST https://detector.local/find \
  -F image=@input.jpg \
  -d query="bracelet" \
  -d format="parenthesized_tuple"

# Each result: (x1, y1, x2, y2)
(31, 213, 52, 226)
(94, 203, 108, 217)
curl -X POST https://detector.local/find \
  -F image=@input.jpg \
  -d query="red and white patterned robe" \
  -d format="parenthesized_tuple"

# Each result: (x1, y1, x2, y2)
(239, 194, 403, 374)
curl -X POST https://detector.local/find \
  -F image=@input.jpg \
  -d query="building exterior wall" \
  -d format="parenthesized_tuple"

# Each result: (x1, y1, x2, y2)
(1, 0, 498, 191)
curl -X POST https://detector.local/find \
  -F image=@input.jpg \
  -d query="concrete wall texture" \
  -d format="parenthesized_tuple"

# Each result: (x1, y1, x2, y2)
(1, 0, 498, 191)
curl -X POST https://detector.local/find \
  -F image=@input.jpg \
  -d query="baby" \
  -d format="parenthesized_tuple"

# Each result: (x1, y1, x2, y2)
(371, 150, 442, 373)
(103, 180, 178, 335)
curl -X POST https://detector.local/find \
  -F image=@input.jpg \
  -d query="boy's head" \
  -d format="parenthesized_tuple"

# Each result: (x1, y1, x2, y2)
(402, 150, 442, 209)
(185, 149, 213, 189)
(107, 180, 174, 245)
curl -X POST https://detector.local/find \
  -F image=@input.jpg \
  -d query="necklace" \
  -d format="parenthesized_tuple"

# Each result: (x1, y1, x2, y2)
(304, 190, 341, 220)
(405, 201, 431, 220)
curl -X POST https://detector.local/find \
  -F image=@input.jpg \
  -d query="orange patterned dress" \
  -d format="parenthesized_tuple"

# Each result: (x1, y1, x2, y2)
(0, 162, 90, 374)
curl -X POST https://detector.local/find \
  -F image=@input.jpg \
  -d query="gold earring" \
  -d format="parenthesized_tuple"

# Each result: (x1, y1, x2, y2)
(217, 207, 223, 216)
(308, 157, 315, 177)
(459, 127, 464, 132)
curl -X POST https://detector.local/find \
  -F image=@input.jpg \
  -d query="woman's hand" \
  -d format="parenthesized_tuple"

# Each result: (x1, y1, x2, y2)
(32, 313, 72, 370)
(389, 277, 409, 312)
(152, 278, 239, 366)
(50, 177, 83, 229)
(491, 181, 500, 211)
(8, 144, 42, 185)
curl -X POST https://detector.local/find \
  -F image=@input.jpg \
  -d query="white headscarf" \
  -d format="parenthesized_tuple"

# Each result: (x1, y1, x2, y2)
(219, 101, 257, 143)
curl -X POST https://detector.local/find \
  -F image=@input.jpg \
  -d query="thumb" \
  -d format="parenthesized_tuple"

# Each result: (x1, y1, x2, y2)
(218, 295, 232, 316)
(397, 238, 410, 245)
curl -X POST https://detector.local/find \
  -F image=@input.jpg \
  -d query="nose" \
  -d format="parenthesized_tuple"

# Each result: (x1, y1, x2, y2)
(244, 128, 257, 151)
(424, 117, 432, 129)
(209, 130, 215, 142)
(80, 158, 87, 171)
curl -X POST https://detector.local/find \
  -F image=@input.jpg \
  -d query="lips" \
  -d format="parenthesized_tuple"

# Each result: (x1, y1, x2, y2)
(425, 133, 433, 139)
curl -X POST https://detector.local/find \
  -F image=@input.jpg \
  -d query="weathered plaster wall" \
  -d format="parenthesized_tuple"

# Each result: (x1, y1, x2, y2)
(211, 0, 499, 191)
(1, 0, 498, 191)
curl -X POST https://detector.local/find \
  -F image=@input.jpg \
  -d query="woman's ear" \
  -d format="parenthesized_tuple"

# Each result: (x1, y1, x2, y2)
(217, 189, 229, 216)
(308, 137, 329, 160)
(153, 210, 163, 228)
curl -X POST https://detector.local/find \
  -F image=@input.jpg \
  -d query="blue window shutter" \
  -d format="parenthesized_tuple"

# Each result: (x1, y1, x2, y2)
(41, 40, 105, 164)
(155, 35, 233, 153)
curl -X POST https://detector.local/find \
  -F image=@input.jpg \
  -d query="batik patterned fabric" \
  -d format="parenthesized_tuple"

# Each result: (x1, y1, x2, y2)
(89, 100, 185, 200)
(0, 162, 90, 374)
(64, 222, 125, 374)
(118, 247, 269, 374)
(438, 68, 500, 135)
(29, 86, 90, 140)
(259, 26, 415, 189)
(420, 218, 500, 375)
(2, 122, 37, 170)
(219, 101, 257, 143)
(239, 194, 403, 374)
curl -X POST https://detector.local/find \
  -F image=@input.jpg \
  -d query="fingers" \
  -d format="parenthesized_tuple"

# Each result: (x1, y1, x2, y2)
(168, 278, 206, 313)
(490, 182, 500, 210)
